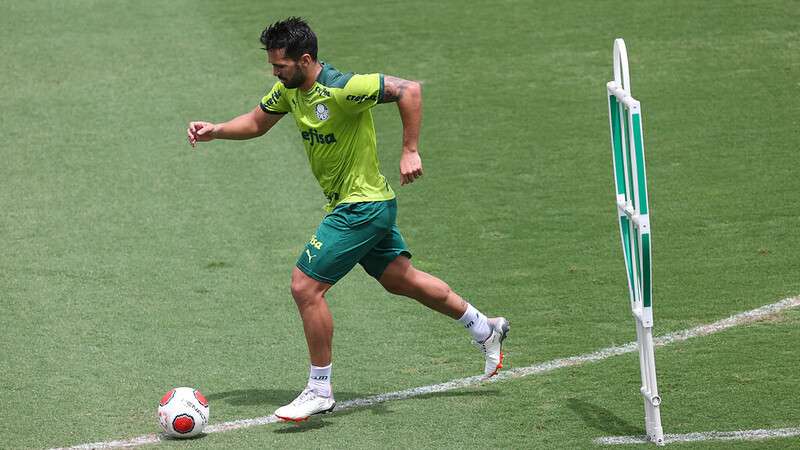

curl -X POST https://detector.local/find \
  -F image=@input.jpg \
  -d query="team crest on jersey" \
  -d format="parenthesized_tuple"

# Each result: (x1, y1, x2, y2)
(315, 103, 330, 121)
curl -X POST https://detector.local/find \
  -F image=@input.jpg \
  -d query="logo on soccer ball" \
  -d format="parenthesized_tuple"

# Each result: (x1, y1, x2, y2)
(314, 103, 329, 121)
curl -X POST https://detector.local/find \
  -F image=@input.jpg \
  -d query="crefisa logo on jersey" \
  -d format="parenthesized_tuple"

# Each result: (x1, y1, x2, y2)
(301, 128, 337, 146)
(315, 103, 330, 121)
(346, 94, 377, 103)
(263, 89, 282, 108)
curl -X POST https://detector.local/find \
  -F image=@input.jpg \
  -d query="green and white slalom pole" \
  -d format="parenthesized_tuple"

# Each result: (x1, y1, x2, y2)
(606, 38, 665, 446)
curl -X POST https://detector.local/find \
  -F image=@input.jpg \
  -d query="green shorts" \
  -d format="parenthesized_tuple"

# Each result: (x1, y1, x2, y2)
(296, 199, 411, 284)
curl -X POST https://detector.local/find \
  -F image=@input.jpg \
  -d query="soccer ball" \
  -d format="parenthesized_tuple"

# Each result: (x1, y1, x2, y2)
(157, 387, 209, 438)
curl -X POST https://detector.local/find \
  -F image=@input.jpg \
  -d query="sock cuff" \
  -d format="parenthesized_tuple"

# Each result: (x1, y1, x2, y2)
(310, 364, 332, 379)
(458, 303, 478, 327)
(308, 363, 332, 397)
(458, 302, 491, 342)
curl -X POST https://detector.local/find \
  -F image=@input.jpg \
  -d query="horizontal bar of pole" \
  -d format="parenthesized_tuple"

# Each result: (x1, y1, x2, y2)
(633, 213, 650, 230)
(616, 202, 650, 230)
(616, 201, 633, 216)
(606, 81, 639, 110)
(640, 387, 662, 406)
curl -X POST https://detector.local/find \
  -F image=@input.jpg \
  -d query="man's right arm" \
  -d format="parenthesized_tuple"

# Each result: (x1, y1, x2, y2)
(187, 106, 284, 147)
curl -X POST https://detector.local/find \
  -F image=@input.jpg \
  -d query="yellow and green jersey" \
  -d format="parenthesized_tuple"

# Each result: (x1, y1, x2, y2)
(260, 62, 395, 210)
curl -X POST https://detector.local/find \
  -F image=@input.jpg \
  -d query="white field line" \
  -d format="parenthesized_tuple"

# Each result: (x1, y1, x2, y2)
(53, 296, 800, 450)
(594, 427, 800, 445)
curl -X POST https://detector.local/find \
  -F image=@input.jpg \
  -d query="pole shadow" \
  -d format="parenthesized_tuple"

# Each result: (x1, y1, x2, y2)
(566, 398, 642, 436)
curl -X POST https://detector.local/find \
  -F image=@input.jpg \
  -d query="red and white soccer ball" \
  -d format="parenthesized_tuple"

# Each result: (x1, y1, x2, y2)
(157, 387, 209, 438)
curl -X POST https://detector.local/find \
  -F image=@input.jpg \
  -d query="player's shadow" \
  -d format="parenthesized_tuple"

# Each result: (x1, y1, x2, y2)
(272, 388, 501, 434)
(210, 387, 499, 434)
(208, 388, 365, 407)
(567, 398, 641, 436)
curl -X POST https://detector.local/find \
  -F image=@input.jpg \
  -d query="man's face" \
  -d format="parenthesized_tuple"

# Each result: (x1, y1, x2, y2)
(268, 48, 307, 89)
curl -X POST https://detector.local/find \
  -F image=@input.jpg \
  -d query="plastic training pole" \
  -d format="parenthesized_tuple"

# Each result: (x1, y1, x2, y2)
(606, 38, 664, 446)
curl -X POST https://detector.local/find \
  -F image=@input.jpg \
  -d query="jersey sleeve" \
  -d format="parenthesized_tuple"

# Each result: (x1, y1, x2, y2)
(334, 73, 384, 114)
(259, 81, 291, 114)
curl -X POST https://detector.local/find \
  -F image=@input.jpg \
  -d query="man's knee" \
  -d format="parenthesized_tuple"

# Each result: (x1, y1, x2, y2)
(291, 267, 329, 306)
(381, 274, 409, 296)
(290, 279, 307, 303)
(379, 256, 412, 296)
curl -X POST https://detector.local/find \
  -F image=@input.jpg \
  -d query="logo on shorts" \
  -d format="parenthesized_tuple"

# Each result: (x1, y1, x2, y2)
(309, 235, 323, 250)
(314, 103, 329, 121)
(305, 249, 317, 264)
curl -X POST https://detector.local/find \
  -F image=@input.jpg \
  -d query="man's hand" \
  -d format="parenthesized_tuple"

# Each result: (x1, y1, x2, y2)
(400, 149, 423, 185)
(187, 121, 217, 147)
(381, 75, 424, 186)
(186, 108, 283, 147)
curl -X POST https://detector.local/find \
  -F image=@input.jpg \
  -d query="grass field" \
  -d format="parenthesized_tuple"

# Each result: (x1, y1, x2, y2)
(1, 0, 799, 448)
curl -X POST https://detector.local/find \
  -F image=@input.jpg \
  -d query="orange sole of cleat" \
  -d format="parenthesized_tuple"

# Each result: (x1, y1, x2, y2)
(275, 403, 335, 422)
(486, 351, 504, 378)
(276, 415, 309, 422)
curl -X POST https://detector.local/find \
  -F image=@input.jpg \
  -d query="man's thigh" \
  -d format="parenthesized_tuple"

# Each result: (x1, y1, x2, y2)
(359, 224, 412, 280)
(296, 201, 395, 284)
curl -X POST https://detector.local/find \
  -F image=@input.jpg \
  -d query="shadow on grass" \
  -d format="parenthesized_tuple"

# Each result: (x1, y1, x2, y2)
(414, 388, 502, 400)
(567, 398, 641, 436)
(207, 388, 366, 407)
(274, 417, 332, 434)
(160, 432, 208, 442)
(273, 388, 502, 434)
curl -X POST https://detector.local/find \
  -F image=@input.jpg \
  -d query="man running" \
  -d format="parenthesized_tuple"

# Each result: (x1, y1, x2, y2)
(187, 17, 508, 422)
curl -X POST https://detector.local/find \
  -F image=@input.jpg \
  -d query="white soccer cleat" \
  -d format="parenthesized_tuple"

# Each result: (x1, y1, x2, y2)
(473, 317, 510, 379)
(274, 388, 336, 422)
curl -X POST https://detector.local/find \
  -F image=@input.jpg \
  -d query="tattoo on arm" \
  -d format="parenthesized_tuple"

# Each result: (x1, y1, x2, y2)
(381, 75, 413, 103)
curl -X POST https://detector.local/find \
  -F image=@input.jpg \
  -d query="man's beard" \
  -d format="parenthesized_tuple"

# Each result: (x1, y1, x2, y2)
(281, 70, 306, 89)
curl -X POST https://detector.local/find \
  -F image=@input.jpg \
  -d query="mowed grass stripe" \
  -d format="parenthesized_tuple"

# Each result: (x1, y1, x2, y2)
(53, 296, 800, 450)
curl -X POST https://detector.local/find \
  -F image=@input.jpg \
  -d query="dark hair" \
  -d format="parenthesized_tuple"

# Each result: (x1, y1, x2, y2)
(260, 17, 317, 61)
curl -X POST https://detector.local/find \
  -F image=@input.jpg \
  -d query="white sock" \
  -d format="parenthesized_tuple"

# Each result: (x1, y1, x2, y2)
(307, 363, 332, 397)
(458, 303, 491, 342)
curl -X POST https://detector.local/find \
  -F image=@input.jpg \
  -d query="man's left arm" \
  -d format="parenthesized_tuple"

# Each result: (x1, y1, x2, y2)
(380, 75, 423, 186)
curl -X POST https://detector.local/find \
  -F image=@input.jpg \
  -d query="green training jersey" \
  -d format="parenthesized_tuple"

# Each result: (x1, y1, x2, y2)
(260, 62, 395, 210)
